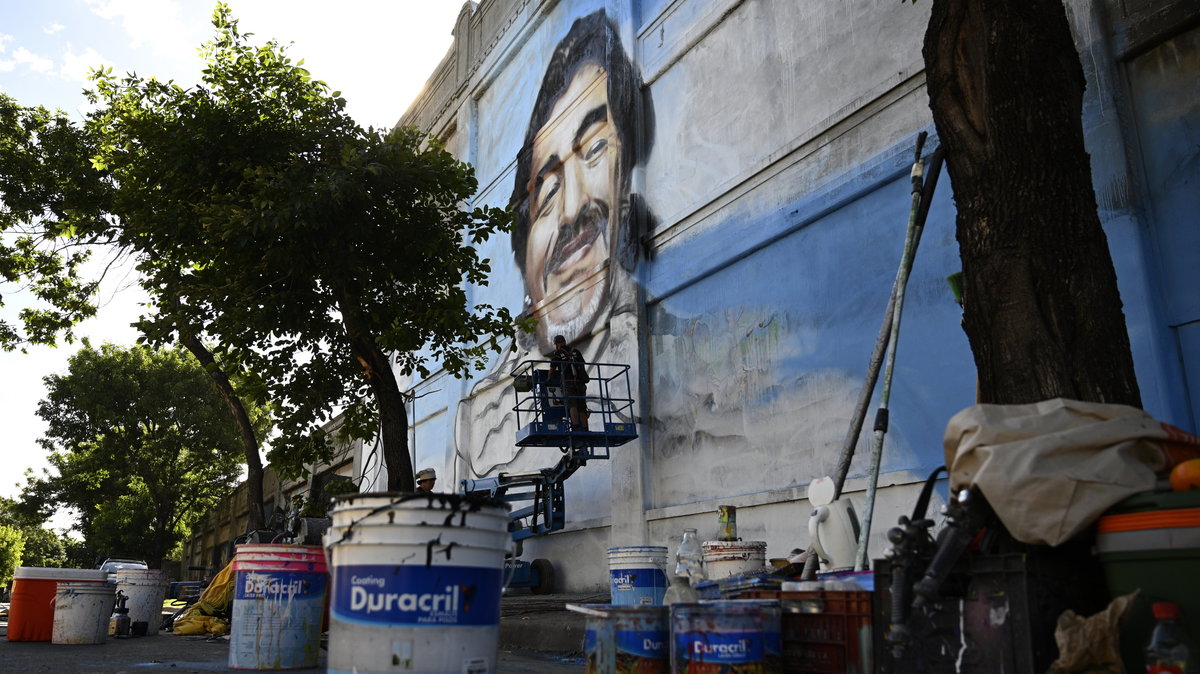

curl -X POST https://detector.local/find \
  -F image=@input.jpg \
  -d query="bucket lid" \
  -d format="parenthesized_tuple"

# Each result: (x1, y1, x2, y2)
(331, 491, 509, 513)
(15, 567, 107, 582)
(55, 582, 115, 594)
(1098, 507, 1200, 534)
(607, 546, 668, 554)
(701, 540, 767, 550)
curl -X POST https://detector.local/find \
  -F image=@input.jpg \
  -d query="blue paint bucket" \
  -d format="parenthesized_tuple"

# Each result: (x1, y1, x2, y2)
(607, 546, 668, 606)
(671, 601, 782, 673)
(581, 604, 669, 673)
(228, 544, 329, 670)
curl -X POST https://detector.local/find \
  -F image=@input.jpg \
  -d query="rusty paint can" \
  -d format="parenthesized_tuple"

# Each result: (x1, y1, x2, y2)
(718, 505, 738, 542)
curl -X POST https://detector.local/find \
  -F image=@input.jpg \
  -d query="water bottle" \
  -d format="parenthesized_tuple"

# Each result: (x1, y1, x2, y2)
(1146, 601, 1199, 673)
(675, 528, 706, 583)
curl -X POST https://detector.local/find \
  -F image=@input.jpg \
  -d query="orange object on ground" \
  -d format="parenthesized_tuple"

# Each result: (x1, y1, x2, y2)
(1170, 458, 1200, 491)
(7, 567, 108, 642)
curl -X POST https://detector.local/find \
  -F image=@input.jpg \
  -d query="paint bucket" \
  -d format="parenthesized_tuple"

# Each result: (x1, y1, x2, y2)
(671, 601, 783, 673)
(51, 582, 116, 644)
(228, 543, 329, 670)
(114, 569, 170, 636)
(581, 604, 669, 673)
(702, 541, 768, 578)
(7, 567, 108, 642)
(607, 546, 668, 606)
(325, 492, 510, 674)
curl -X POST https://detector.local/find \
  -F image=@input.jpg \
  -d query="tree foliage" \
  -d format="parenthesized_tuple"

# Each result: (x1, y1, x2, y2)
(0, 525, 24, 585)
(25, 342, 257, 567)
(0, 96, 106, 350)
(80, 4, 519, 489)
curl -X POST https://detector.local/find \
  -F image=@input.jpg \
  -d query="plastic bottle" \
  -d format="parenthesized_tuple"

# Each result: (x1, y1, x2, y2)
(675, 528, 706, 584)
(1146, 601, 1199, 673)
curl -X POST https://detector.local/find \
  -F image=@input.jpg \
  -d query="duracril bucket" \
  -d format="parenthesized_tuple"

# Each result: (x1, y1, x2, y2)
(7, 567, 108, 642)
(325, 492, 511, 674)
(607, 546, 668, 606)
(702, 541, 768, 578)
(114, 568, 170, 637)
(671, 600, 782, 673)
(228, 543, 329, 670)
(581, 604, 669, 673)
(51, 582, 116, 645)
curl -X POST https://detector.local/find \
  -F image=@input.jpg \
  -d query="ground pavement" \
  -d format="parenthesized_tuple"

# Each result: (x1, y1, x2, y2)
(0, 592, 598, 673)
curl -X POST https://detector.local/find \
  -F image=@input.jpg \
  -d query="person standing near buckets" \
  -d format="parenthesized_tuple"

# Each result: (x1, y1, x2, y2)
(415, 468, 437, 493)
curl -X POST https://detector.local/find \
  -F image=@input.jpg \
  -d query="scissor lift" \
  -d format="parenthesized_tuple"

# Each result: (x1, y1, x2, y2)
(461, 358, 638, 593)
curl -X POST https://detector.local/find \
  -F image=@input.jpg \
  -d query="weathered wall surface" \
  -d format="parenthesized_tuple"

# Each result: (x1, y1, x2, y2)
(379, 0, 1200, 592)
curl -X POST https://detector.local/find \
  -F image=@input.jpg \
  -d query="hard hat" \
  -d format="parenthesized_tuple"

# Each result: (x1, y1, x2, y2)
(415, 468, 437, 482)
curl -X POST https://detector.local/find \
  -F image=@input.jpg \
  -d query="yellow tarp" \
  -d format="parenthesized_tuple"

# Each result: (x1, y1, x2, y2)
(171, 560, 235, 636)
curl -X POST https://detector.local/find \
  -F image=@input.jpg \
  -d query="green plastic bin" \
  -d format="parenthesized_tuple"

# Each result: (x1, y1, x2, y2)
(1097, 490, 1200, 671)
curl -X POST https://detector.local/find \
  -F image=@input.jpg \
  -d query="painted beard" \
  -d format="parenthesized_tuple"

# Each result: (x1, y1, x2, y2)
(534, 199, 614, 350)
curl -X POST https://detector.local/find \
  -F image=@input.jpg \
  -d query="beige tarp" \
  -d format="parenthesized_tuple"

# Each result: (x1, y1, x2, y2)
(944, 398, 1170, 546)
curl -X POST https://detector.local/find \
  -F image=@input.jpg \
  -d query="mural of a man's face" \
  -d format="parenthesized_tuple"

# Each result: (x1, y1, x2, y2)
(523, 65, 621, 349)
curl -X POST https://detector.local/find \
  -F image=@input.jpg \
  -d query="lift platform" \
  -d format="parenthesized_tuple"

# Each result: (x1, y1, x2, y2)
(461, 359, 638, 591)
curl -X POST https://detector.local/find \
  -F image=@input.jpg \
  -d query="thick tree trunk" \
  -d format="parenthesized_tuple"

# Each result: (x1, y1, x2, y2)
(923, 0, 1141, 407)
(339, 298, 413, 493)
(179, 331, 266, 530)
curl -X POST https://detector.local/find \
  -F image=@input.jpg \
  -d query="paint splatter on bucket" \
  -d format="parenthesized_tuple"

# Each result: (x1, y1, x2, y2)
(671, 601, 782, 673)
(228, 544, 329, 670)
(582, 604, 668, 673)
(114, 569, 170, 637)
(325, 492, 510, 674)
(607, 546, 668, 606)
(51, 582, 116, 645)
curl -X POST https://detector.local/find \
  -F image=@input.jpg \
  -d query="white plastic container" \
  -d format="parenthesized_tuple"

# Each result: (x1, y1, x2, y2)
(607, 546, 669, 605)
(325, 492, 510, 674)
(51, 582, 116, 644)
(701, 541, 768, 578)
(114, 569, 169, 636)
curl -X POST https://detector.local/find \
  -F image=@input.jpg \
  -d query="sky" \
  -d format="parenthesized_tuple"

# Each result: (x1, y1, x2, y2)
(0, 0, 465, 523)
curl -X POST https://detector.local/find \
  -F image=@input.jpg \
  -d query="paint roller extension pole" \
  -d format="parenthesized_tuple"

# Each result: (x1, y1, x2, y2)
(852, 140, 941, 571)
(800, 134, 934, 580)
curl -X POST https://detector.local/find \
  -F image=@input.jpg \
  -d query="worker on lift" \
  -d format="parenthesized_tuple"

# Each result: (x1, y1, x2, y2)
(414, 468, 437, 493)
(548, 334, 590, 430)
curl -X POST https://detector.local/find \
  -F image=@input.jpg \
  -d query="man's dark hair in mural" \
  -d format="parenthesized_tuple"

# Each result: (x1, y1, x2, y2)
(509, 10, 653, 353)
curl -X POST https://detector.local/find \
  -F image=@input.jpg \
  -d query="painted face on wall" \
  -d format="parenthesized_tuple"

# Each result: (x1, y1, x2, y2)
(523, 65, 621, 350)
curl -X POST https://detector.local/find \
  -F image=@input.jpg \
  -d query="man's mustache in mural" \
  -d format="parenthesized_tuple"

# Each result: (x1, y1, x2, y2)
(542, 199, 609, 288)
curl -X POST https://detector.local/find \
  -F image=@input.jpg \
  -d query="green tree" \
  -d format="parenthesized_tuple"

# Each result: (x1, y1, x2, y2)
(17, 527, 67, 568)
(25, 342, 257, 567)
(0, 525, 25, 585)
(82, 5, 519, 490)
(0, 96, 104, 350)
(922, 0, 1141, 406)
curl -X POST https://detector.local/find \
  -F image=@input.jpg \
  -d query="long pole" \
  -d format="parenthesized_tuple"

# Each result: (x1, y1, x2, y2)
(852, 140, 939, 571)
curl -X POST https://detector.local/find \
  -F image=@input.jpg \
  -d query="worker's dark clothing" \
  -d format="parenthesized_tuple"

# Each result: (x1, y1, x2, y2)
(550, 346, 589, 429)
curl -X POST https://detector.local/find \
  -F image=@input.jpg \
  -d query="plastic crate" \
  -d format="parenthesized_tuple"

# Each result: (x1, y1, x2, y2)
(775, 590, 873, 674)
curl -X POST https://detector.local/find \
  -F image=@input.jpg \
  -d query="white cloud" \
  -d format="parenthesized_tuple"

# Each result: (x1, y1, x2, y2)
(85, 0, 195, 58)
(0, 33, 12, 54)
(12, 47, 54, 73)
(60, 46, 111, 85)
(44, 23, 66, 35)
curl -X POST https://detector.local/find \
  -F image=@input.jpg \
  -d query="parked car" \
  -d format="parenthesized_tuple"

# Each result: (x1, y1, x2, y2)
(97, 558, 148, 582)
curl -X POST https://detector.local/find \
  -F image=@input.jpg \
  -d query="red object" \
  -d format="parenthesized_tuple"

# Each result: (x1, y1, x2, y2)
(1153, 602, 1181, 620)
(7, 568, 108, 642)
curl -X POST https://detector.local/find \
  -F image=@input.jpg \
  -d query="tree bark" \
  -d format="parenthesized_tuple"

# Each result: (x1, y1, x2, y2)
(178, 330, 267, 530)
(923, 0, 1141, 407)
(338, 297, 413, 492)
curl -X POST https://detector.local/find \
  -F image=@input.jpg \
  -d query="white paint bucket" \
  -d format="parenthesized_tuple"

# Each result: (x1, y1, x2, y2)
(228, 543, 329, 670)
(702, 541, 768, 578)
(114, 569, 170, 636)
(51, 582, 116, 644)
(606, 546, 668, 606)
(325, 492, 510, 674)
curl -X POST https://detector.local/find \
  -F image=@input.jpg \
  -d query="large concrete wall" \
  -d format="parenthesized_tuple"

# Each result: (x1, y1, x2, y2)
(381, 0, 1200, 592)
